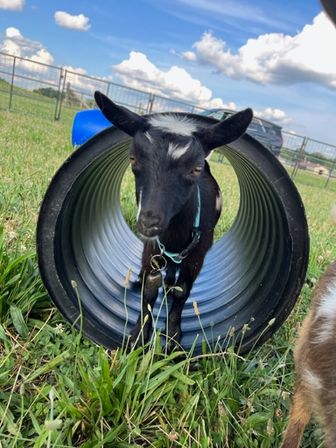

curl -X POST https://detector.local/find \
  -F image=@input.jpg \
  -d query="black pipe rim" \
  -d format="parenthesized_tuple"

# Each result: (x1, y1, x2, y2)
(36, 113, 309, 354)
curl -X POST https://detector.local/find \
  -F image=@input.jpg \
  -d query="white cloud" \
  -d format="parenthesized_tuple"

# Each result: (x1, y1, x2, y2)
(113, 51, 233, 109)
(181, 50, 197, 62)
(0, 26, 109, 98)
(54, 11, 90, 31)
(255, 107, 290, 125)
(62, 65, 89, 90)
(5, 27, 21, 39)
(0, 0, 24, 11)
(63, 65, 87, 75)
(188, 12, 336, 89)
(225, 101, 236, 110)
(0, 27, 54, 68)
(29, 48, 53, 65)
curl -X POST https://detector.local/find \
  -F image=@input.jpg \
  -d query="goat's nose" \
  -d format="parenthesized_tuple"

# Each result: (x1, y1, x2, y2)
(138, 211, 163, 236)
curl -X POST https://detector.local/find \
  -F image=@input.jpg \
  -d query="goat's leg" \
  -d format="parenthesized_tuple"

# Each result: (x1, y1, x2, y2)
(316, 389, 336, 448)
(281, 382, 311, 448)
(164, 262, 177, 290)
(129, 241, 161, 346)
(165, 278, 190, 349)
(166, 234, 213, 351)
(323, 420, 336, 448)
(129, 273, 161, 346)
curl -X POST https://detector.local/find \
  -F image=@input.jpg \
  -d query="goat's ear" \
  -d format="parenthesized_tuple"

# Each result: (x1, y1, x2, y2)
(197, 108, 253, 153)
(94, 91, 147, 136)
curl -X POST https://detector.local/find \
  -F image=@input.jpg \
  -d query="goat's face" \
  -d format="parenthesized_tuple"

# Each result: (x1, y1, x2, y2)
(130, 126, 206, 237)
(94, 91, 253, 238)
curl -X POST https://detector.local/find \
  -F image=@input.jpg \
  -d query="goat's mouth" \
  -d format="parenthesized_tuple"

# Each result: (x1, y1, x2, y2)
(137, 225, 162, 239)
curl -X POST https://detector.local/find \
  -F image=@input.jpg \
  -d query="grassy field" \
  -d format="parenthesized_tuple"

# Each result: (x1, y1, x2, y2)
(0, 108, 336, 448)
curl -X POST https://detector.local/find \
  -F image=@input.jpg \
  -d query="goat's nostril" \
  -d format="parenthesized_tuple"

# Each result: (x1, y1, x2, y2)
(143, 217, 160, 228)
(138, 212, 162, 232)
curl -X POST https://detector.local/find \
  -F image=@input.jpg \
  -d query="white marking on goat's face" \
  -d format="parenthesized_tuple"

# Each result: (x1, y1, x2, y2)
(167, 142, 191, 160)
(314, 279, 336, 343)
(216, 191, 222, 212)
(144, 131, 153, 144)
(149, 114, 198, 136)
(136, 190, 142, 222)
(302, 368, 323, 390)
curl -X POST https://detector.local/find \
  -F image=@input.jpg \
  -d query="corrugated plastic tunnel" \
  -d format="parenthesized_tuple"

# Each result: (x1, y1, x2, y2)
(37, 113, 309, 354)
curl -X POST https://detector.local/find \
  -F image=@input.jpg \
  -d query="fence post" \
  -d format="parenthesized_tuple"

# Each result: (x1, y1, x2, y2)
(8, 55, 16, 111)
(54, 67, 64, 120)
(325, 157, 336, 188)
(106, 82, 110, 97)
(55, 69, 67, 120)
(291, 137, 307, 180)
(147, 93, 155, 114)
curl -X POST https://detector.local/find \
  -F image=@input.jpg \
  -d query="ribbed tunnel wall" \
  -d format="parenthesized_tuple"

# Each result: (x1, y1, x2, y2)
(37, 114, 309, 354)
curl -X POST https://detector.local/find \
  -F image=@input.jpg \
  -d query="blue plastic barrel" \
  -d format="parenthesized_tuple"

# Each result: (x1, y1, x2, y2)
(72, 109, 111, 146)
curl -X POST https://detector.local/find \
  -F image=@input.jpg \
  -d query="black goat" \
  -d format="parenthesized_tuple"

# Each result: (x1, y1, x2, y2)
(95, 91, 253, 349)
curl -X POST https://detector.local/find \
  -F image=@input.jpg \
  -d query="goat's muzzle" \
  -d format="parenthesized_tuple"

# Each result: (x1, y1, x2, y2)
(137, 211, 163, 237)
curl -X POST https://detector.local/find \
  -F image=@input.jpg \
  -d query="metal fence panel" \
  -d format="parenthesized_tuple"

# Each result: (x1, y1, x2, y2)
(0, 52, 62, 119)
(150, 94, 207, 114)
(107, 82, 152, 114)
(279, 131, 336, 189)
(1, 50, 335, 189)
(58, 70, 109, 119)
(0, 52, 15, 109)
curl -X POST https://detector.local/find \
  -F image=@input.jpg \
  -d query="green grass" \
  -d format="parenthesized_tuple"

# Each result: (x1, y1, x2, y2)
(0, 109, 336, 447)
(292, 169, 336, 192)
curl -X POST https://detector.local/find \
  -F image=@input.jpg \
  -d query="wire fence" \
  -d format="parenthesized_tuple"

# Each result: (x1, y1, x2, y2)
(280, 131, 336, 189)
(1, 51, 335, 190)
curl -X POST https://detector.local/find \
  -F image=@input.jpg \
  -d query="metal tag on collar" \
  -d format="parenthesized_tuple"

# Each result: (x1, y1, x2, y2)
(150, 253, 167, 272)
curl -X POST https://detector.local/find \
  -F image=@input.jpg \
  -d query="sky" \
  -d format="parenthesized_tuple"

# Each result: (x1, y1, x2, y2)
(0, 0, 335, 144)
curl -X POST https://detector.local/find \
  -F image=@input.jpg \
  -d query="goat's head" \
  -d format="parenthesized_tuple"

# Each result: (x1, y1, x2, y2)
(95, 91, 253, 238)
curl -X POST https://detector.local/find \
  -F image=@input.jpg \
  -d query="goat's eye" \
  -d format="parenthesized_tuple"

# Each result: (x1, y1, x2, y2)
(129, 156, 141, 174)
(129, 156, 137, 166)
(189, 166, 203, 177)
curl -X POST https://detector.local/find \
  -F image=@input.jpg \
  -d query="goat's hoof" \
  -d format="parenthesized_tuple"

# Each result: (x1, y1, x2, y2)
(165, 328, 182, 354)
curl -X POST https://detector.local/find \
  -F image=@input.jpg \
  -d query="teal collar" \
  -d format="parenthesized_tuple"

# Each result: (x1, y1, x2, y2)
(155, 185, 201, 264)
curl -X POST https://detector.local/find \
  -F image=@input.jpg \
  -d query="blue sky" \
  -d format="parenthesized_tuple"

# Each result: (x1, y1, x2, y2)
(0, 0, 335, 144)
